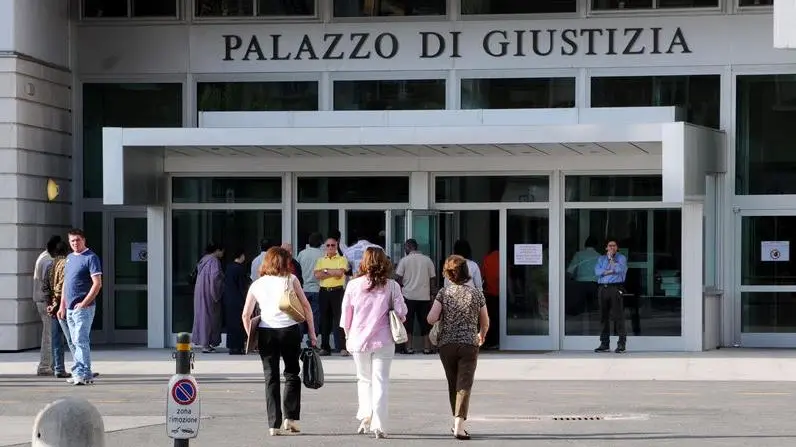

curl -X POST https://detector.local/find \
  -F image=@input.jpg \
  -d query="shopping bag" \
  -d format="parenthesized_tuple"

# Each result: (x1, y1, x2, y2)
(300, 347, 325, 389)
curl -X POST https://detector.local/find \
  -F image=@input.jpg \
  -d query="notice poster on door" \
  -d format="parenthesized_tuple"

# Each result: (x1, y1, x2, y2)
(761, 241, 789, 262)
(131, 242, 148, 262)
(514, 244, 543, 266)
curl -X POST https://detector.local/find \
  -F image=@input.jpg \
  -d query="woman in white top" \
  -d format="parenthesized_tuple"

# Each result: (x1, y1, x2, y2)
(242, 247, 317, 437)
(443, 240, 483, 291)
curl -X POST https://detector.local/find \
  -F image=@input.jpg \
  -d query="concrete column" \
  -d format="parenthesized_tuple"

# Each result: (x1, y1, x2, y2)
(0, 0, 72, 351)
(147, 206, 166, 348)
(409, 172, 429, 210)
(681, 201, 704, 352)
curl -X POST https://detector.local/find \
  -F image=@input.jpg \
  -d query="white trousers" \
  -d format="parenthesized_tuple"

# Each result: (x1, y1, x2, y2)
(352, 344, 395, 432)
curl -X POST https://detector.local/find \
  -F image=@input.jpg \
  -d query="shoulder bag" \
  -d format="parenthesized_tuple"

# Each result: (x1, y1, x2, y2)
(389, 281, 409, 344)
(278, 276, 306, 323)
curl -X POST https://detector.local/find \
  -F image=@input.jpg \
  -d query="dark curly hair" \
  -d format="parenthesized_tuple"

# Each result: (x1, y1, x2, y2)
(357, 247, 392, 292)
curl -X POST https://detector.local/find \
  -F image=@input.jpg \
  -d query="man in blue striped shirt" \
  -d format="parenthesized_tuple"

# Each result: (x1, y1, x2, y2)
(593, 239, 628, 353)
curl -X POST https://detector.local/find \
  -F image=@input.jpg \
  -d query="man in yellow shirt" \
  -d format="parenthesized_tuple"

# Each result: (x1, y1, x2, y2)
(314, 237, 349, 356)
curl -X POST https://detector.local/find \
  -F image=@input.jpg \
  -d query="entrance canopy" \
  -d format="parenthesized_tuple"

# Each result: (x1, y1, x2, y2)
(102, 106, 724, 206)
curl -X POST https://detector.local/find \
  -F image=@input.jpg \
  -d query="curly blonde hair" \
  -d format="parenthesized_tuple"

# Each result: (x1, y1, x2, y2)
(357, 247, 392, 291)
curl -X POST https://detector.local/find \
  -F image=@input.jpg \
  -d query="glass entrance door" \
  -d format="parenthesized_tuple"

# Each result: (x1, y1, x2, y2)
(108, 213, 148, 344)
(503, 209, 553, 350)
(737, 210, 796, 347)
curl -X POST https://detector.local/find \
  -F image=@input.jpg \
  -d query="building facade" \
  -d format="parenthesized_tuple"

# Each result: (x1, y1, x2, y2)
(2, 0, 795, 352)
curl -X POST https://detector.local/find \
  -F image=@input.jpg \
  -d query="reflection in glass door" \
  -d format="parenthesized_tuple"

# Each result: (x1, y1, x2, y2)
(504, 209, 551, 349)
(110, 214, 148, 344)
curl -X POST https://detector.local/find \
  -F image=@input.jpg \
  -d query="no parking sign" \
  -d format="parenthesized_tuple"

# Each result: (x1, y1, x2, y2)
(166, 374, 201, 439)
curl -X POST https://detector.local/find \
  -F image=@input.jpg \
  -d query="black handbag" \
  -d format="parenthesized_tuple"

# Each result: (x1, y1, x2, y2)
(300, 347, 325, 389)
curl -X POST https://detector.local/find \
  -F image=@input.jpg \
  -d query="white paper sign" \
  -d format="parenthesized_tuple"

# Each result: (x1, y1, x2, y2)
(761, 241, 790, 262)
(131, 242, 148, 262)
(514, 244, 543, 266)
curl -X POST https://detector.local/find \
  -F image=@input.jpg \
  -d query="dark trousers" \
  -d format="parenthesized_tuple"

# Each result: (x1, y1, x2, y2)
(319, 287, 345, 351)
(225, 304, 245, 352)
(258, 325, 302, 428)
(484, 294, 500, 347)
(598, 284, 627, 345)
(438, 343, 479, 419)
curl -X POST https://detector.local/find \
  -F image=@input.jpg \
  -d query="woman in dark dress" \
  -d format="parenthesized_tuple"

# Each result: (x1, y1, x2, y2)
(224, 247, 249, 355)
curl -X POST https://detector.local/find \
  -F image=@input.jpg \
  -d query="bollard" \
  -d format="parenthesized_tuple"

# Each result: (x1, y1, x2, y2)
(168, 333, 199, 447)
(32, 397, 105, 447)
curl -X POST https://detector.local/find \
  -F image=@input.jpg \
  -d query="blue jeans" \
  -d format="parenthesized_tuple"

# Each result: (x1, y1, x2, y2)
(303, 292, 320, 336)
(66, 306, 95, 380)
(51, 317, 74, 374)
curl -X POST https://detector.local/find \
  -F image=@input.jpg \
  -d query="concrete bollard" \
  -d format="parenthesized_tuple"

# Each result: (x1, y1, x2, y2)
(32, 397, 105, 447)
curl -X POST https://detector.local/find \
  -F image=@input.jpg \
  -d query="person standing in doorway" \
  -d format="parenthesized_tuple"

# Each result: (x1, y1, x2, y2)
(282, 242, 304, 288)
(314, 237, 349, 356)
(395, 239, 436, 355)
(192, 243, 224, 353)
(33, 235, 61, 376)
(594, 239, 628, 353)
(481, 243, 500, 350)
(296, 232, 324, 339)
(224, 247, 249, 355)
(444, 240, 483, 291)
(344, 231, 383, 276)
(251, 239, 277, 282)
(57, 229, 102, 386)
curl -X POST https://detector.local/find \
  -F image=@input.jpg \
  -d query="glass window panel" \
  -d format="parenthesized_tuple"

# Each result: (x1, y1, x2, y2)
(741, 216, 796, 285)
(114, 290, 147, 330)
(297, 176, 409, 203)
(195, 0, 254, 16)
(257, 0, 315, 15)
(592, 0, 652, 9)
(83, 83, 182, 199)
(564, 209, 682, 336)
(297, 210, 340, 254)
(197, 82, 318, 112)
(461, 78, 575, 109)
(435, 176, 550, 203)
(83, 212, 104, 331)
(347, 210, 387, 248)
(172, 177, 282, 203)
(739, 0, 772, 5)
(113, 217, 147, 285)
(658, 0, 717, 6)
(334, 0, 445, 16)
(736, 75, 796, 195)
(334, 80, 445, 111)
(462, 0, 576, 14)
(591, 75, 720, 129)
(84, 0, 128, 17)
(565, 175, 662, 202)
(506, 210, 550, 336)
(132, 0, 178, 16)
(742, 292, 796, 333)
(171, 210, 282, 333)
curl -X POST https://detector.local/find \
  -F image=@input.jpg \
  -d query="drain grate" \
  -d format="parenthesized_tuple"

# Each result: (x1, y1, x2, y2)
(471, 413, 649, 422)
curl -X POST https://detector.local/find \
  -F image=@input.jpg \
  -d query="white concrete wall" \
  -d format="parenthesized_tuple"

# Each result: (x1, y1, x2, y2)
(0, 0, 72, 351)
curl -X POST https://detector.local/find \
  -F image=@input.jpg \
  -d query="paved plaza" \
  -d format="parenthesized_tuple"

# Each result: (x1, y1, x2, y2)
(3, 348, 796, 446)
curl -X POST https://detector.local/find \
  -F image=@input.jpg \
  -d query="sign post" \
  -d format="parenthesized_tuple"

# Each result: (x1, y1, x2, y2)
(167, 333, 199, 446)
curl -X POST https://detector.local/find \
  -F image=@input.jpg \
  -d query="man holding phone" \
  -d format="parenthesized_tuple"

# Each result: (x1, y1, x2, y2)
(594, 239, 628, 353)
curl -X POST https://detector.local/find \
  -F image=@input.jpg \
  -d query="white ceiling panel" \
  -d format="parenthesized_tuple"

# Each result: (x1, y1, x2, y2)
(632, 142, 663, 154)
(426, 145, 480, 157)
(597, 142, 643, 155)
(563, 143, 613, 155)
(361, 145, 416, 156)
(528, 143, 579, 155)
(497, 144, 546, 156)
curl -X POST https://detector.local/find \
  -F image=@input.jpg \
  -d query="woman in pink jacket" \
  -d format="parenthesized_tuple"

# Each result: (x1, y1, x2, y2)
(341, 247, 407, 439)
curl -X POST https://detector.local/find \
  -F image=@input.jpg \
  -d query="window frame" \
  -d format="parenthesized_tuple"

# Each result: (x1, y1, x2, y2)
(587, 0, 723, 16)
(458, 0, 580, 20)
(80, 0, 181, 21)
(735, 0, 773, 13)
(330, 0, 450, 23)
(192, 0, 321, 22)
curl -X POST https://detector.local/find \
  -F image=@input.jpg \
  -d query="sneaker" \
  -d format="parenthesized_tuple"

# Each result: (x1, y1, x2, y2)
(594, 344, 610, 353)
(36, 369, 53, 377)
(55, 372, 71, 379)
(615, 345, 626, 353)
